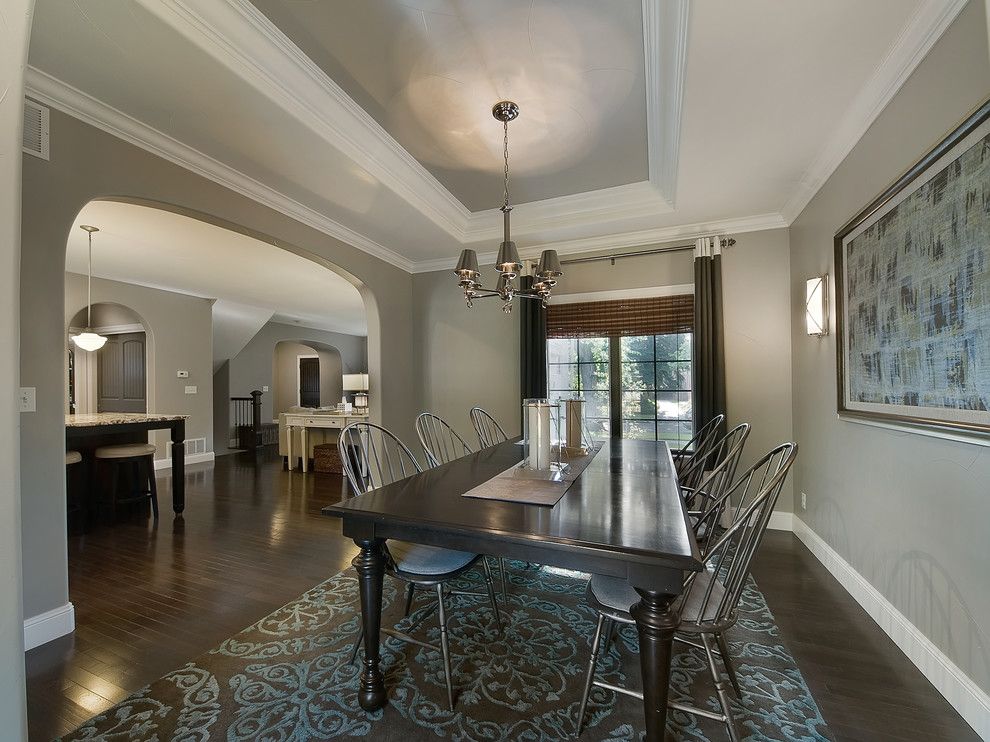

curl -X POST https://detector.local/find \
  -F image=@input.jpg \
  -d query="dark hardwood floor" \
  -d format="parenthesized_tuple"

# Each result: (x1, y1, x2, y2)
(25, 449, 978, 741)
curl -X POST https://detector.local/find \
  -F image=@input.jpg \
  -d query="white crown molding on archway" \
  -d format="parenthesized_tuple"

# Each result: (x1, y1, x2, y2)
(780, 0, 969, 223)
(25, 67, 419, 273)
(26, 0, 965, 274)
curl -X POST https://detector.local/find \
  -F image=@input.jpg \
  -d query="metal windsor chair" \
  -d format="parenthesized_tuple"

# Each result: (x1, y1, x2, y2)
(680, 422, 750, 549)
(673, 413, 725, 484)
(469, 406, 508, 449)
(575, 442, 799, 741)
(415, 412, 509, 605)
(338, 422, 503, 710)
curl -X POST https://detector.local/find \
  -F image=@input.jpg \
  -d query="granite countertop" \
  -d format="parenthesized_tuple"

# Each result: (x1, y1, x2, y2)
(66, 412, 189, 427)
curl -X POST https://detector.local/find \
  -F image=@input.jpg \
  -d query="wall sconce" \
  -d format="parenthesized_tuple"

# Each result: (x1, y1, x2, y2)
(805, 275, 829, 337)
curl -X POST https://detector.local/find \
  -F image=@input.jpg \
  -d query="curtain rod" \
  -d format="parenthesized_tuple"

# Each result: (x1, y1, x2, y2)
(559, 238, 735, 266)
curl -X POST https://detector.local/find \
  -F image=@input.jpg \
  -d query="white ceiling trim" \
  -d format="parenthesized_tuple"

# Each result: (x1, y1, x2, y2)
(414, 212, 788, 273)
(644, 0, 690, 206)
(135, 0, 689, 242)
(780, 0, 969, 223)
(25, 66, 417, 273)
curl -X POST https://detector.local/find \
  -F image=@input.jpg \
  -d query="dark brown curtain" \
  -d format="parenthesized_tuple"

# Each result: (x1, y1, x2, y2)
(546, 294, 693, 338)
(520, 275, 547, 400)
(693, 237, 727, 437)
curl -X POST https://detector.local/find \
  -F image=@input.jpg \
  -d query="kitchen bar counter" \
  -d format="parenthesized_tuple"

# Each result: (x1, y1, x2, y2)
(65, 413, 189, 513)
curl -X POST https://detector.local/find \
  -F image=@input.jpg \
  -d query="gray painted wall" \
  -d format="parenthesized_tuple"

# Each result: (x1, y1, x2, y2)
(65, 273, 214, 458)
(226, 320, 366, 422)
(413, 228, 794, 508)
(789, 0, 990, 694)
(20, 109, 414, 623)
(2, 0, 33, 737)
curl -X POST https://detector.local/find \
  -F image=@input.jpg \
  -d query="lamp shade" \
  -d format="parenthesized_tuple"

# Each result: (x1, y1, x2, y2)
(536, 249, 563, 278)
(71, 331, 108, 352)
(342, 373, 369, 391)
(453, 249, 480, 281)
(805, 275, 828, 337)
(495, 240, 522, 275)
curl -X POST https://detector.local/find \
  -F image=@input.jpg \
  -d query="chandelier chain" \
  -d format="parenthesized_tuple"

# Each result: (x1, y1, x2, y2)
(502, 119, 510, 210)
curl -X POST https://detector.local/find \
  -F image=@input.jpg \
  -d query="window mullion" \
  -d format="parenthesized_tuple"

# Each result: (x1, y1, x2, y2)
(608, 335, 621, 438)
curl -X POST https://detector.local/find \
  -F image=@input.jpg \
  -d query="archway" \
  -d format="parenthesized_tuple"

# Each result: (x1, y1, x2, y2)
(66, 302, 151, 416)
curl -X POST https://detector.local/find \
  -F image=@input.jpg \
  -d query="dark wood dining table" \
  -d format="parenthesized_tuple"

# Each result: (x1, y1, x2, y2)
(324, 437, 703, 741)
(65, 412, 188, 514)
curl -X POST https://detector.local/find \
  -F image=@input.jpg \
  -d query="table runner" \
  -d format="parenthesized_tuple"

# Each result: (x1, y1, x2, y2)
(461, 444, 603, 505)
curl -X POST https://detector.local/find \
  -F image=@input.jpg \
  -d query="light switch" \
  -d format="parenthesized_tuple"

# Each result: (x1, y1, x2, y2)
(177, 370, 189, 378)
(184, 385, 197, 395)
(19, 387, 36, 413)
(262, 385, 269, 392)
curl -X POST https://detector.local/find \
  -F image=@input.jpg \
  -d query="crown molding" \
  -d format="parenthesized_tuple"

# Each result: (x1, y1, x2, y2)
(643, 0, 690, 205)
(780, 0, 968, 223)
(144, 0, 470, 240)
(413, 211, 788, 273)
(25, 67, 416, 273)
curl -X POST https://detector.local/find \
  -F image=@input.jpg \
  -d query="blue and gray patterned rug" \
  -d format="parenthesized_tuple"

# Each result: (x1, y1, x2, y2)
(58, 562, 832, 741)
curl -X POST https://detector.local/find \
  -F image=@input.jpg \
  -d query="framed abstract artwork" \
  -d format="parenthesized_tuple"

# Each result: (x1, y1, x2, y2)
(834, 99, 990, 436)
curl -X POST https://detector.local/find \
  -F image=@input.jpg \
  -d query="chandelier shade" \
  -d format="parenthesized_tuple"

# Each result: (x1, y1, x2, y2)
(454, 249, 480, 283)
(536, 249, 563, 279)
(495, 240, 522, 275)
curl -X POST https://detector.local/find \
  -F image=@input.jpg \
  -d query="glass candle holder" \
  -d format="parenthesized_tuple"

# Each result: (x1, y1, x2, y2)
(522, 398, 560, 471)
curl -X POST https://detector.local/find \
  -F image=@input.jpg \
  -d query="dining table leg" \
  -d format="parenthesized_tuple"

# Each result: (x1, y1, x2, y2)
(353, 537, 387, 711)
(631, 588, 679, 742)
(170, 420, 185, 514)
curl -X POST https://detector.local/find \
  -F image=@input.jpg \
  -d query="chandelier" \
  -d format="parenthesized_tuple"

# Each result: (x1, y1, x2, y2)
(70, 225, 108, 352)
(453, 101, 562, 313)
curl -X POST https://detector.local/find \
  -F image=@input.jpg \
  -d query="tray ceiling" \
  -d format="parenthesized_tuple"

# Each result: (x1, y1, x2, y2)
(249, 0, 649, 211)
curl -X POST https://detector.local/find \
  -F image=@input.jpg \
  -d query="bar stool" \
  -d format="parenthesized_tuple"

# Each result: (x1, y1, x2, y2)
(65, 450, 84, 533)
(94, 443, 159, 520)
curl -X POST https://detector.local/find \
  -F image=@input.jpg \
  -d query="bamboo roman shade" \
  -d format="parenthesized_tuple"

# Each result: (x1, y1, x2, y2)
(546, 294, 694, 338)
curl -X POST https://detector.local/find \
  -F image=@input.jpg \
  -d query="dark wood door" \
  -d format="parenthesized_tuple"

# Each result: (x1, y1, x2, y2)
(97, 332, 147, 413)
(299, 357, 320, 408)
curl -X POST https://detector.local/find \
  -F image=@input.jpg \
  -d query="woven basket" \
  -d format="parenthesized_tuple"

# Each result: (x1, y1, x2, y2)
(313, 443, 342, 474)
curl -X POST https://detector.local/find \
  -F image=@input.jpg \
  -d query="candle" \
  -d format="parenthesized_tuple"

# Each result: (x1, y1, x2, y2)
(528, 403, 551, 470)
(565, 399, 585, 450)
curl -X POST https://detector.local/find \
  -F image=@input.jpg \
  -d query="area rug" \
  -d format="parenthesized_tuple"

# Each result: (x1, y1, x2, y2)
(57, 562, 832, 741)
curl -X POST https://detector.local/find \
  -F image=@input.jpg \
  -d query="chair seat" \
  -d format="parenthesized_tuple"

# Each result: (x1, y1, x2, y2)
(588, 570, 727, 625)
(65, 450, 82, 466)
(387, 541, 478, 576)
(94, 443, 157, 459)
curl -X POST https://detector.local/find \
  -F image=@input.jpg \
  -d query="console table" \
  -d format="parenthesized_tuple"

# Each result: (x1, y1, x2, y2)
(283, 412, 368, 472)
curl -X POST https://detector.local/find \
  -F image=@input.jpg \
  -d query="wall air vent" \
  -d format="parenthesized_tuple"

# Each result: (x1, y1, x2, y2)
(165, 437, 207, 458)
(22, 99, 50, 161)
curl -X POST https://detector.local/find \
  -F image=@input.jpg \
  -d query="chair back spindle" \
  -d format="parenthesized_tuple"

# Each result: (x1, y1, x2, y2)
(469, 407, 508, 449)
(675, 413, 725, 485)
(415, 413, 473, 468)
(338, 422, 421, 495)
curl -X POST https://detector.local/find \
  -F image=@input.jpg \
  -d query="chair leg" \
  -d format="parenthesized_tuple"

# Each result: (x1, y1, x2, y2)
(109, 461, 120, 522)
(146, 456, 159, 519)
(602, 618, 616, 657)
(497, 557, 508, 605)
(349, 626, 365, 665)
(482, 558, 502, 634)
(716, 632, 742, 698)
(702, 632, 741, 742)
(575, 613, 607, 737)
(403, 583, 416, 617)
(435, 584, 454, 711)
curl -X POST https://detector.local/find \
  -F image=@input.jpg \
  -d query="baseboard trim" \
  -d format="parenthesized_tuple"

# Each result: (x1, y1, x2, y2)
(793, 516, 990, 740)
(767, 511, 793, 531)
(154, 451, 215, 470)
(24, 602, 75, 651)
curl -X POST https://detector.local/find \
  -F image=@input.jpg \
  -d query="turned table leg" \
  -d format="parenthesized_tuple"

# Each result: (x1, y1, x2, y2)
(631, 588, 679, 742)
(353, 538, 387, 711)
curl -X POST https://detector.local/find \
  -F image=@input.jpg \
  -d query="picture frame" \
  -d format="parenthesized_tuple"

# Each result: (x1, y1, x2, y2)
(833, 99, 990, 437)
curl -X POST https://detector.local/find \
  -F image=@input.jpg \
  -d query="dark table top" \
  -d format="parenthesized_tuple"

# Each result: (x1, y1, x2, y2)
(324, 438, 702, 572)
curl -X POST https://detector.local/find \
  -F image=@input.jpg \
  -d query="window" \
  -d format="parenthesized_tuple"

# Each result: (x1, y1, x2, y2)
(548, 337, 610, 438)
(547, 333, 693, 445)
(620, 334, 693, 446)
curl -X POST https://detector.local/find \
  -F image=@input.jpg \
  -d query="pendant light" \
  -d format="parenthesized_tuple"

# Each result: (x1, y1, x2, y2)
(453, 101, 563, 312)
(70, 225, 108, 352)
